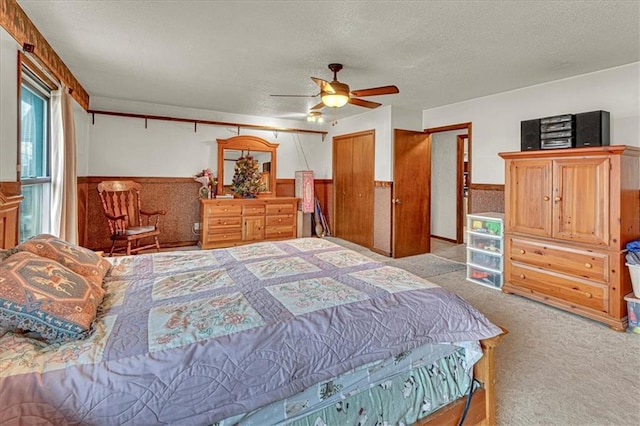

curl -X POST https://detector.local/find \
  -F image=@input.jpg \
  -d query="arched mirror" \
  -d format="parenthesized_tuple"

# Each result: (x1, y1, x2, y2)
(216, 135, 278, 197)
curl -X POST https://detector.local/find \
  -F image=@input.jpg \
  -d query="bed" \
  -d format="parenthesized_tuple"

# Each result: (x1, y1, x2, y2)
(0, 236, 504, 425)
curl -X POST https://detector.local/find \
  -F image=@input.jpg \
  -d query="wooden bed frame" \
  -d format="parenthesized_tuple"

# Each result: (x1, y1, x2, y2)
(418, 328, 507, 426)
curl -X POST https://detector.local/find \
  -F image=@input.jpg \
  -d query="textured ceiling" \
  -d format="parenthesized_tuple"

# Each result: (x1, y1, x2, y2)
(17, 0, 640, 121)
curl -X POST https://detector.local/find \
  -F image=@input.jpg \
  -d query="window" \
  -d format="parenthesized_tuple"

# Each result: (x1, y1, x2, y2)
(20, 70, 51, 241)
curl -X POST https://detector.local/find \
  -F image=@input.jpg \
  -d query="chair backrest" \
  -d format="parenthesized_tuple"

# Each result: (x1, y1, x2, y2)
(97, 181, 143, 235)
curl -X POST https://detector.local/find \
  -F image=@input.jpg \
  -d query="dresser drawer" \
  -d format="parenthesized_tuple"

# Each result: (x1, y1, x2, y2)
(266, 225, 295, 239)
(242, 204, 266, 216)
(206, 231, 243, 244)
(509, 238, 608, 283)
(207, 204, 242, 216)
(266, 215, 294, 227)
(266, 203, 295, 215)
(208, 217, 242, 228)
(509, 263, 607, 312)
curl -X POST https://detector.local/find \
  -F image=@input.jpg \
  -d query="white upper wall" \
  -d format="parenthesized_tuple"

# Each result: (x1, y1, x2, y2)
(329, 106, 393, 181)
(423, 63, 640, 184)
(0, 27, 19, 181)
(87, 97, 330, 178)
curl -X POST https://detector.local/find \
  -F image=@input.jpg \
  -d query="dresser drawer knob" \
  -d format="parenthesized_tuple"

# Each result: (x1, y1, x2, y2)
(584, 292, 592, 298)
(519, 274, 526, 279)
(223, 208, 228, 212)
(543, 196, 550, 201)
(585, 262, 592, 269)
(554, 196, 562, 202)
(278, 219, 282, 223)
(519, 249, 525, 254)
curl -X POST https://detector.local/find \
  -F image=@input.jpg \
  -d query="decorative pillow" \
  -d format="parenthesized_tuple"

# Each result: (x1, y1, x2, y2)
(0, 251, 103, 343)
(14, 234, 111, 291)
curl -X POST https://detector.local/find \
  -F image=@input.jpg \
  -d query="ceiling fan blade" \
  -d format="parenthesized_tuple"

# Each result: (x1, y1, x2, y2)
(310, 101, 325, 111)
(349, 98, 382, 109)
(312, 77, 335, 93)
(270, 94, 318, 98)
(350, 85, 399, 97)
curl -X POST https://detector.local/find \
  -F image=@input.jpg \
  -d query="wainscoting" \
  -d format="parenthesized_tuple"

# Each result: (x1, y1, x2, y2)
(469, 183, 505, 214)
(78, 177, 334, 251)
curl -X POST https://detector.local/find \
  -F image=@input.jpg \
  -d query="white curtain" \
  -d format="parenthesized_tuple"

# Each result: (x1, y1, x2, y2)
(50, 84, 78, 243)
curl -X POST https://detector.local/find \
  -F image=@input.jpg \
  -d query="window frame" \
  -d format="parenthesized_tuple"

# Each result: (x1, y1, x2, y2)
(18, 53, 58, 241)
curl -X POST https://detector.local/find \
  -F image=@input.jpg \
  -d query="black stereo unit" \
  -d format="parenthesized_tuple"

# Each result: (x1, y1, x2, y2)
(520, 119, 541, 151)
(540, 114, 574, 149)
(575, 110, 610, 147)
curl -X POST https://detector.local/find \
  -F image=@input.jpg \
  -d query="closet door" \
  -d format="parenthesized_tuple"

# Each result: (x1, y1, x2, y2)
(351, 133, 374, 248)
(332, 131, 374, 247)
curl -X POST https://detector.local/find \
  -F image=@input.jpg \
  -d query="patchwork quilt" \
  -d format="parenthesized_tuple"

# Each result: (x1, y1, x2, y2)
(0, 238, 500, 424)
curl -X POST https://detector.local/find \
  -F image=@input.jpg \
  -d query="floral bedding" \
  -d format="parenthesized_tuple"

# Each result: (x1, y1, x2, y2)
(0, 238, 500, 424)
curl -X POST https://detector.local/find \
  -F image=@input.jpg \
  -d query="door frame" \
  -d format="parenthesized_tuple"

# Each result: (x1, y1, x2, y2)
(424, 122, 472, 244)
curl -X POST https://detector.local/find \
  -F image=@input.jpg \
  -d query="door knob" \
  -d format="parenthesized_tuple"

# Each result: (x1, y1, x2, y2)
(392, 198, 402, 204)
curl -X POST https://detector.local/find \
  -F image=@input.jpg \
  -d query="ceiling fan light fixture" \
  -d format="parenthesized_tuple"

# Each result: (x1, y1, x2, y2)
(321, 93, 349, 108)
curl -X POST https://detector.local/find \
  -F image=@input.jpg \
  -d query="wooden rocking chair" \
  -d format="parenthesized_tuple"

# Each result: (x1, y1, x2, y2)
(97, 180, 166, 256)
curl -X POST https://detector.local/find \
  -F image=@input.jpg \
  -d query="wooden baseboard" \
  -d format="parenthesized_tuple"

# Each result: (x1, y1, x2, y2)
(370, 246, 392, 257)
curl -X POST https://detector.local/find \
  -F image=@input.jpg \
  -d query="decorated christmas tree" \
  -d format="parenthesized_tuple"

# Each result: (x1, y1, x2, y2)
(231, 155, 265, 197)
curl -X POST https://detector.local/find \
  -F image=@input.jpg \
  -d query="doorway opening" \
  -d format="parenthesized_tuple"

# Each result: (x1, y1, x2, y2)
(424, 122, 472, 245)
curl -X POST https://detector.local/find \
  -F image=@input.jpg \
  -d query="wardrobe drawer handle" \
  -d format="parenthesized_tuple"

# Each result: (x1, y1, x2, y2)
(554, 196, 562, 202)
(584, 292, 592, 299)
(585, 263, 592, 269)
(519, 274, 526, 279)
(543, 196, 550, 201)
(519, 249, 525, 254)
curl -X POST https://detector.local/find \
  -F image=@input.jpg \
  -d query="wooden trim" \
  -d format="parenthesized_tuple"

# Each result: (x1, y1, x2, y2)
(19, 51, 58, 91)
(78, 176, 199, 184)
(0, 0, 90, 109)
(16, 51, 21, 182)
(470, 183, 505, 191)
(89, 109, 328, 136)
(374, 181, 392, 188)
(456, 135, 465, 244)
(274, 178, 333, 184)
(424, 122, 472, 134)
(431, 234, 458, 244)
(370, 246, 392, 257)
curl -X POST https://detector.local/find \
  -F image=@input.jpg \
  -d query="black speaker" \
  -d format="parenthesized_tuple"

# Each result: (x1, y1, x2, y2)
(521, 119, 541, 151)
(575, 110, 610, 147)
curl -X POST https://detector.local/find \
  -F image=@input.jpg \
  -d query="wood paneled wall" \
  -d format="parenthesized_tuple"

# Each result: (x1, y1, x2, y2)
(79, 177, 334, 250)
(78, 177, 201, 250)
(469, 184, 505, 214)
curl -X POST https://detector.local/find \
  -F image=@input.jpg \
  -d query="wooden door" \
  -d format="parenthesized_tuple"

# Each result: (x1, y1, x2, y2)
(333, 131, 374, 247)
(392, 129, 431, 258)
(553, 157, 610, 246)
(506, 159, 552, 238)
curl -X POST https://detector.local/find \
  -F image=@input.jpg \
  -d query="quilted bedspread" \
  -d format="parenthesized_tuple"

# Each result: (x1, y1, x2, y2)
(0, 238, 500, 424)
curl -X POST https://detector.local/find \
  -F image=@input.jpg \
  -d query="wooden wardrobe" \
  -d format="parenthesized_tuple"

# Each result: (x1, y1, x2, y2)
(499, 145, 640, 331)
(333, 131, 375, 248)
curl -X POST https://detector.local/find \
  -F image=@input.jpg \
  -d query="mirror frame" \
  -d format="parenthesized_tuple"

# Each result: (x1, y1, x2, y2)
(217, 135, 279, 197)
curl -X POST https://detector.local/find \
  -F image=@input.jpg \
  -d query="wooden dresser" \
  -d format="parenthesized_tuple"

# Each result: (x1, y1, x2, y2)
(499, 145, 640, 331)
(199, 197, 298, 249)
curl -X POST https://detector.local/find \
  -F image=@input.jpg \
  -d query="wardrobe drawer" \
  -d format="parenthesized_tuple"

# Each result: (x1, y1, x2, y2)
(266, 215, 294, 227)
(509, 238, 608, 283)
(242, 205, 266, 216)
(509, 263, 607, 312)
(266, 225, 295, 239)
(266, 204, 295, 215)
(207, 204, 242, 216)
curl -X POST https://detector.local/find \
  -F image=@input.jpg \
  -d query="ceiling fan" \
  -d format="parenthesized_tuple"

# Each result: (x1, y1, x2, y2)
(271, 63, 399, 110)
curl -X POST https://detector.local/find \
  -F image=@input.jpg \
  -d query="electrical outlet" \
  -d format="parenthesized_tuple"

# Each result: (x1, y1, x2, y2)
(194, 222, 201, 231)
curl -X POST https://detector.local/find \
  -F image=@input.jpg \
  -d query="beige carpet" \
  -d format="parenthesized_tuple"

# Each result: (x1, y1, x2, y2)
(329, 238, 640, 426)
